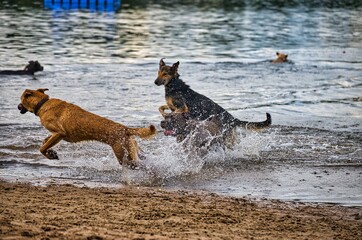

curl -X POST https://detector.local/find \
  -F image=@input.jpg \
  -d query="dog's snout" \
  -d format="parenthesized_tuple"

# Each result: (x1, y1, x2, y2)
(160, 120, 166, 128)
(18, 103, 28, 114)
(154, 78, 162, 86)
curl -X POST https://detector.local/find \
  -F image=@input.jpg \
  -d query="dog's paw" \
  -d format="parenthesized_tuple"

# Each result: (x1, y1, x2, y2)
(139, 153, 147, 161)
(127, 161, 140, 170)
(130, 165, 140, 170)
(45, 149, 59, 160)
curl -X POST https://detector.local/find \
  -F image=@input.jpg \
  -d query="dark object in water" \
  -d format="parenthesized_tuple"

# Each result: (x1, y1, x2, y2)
(0, 61, 44, 75)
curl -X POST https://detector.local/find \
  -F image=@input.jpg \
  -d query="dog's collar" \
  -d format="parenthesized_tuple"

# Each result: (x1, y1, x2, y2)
(34, 97, 49, 116)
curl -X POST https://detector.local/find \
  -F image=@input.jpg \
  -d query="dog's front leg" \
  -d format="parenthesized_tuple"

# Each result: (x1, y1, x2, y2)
(40, 133, 64, 159)
(167, 96, 189, 113)
(42, 135, 51, 145)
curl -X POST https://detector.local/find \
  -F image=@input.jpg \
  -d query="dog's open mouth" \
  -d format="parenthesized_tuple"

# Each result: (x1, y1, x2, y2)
(18, 103, 28, 114)
(164, 129, 175, 136)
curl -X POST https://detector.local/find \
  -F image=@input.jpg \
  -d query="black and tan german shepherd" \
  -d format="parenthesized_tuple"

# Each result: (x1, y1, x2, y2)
(154, 58, 272, 137)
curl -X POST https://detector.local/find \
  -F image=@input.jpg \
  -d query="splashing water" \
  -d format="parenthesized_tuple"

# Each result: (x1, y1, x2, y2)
(131, 130, 271, 184)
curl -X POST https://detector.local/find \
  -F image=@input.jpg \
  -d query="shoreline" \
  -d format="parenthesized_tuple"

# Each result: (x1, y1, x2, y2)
(1, 181, 361, 239)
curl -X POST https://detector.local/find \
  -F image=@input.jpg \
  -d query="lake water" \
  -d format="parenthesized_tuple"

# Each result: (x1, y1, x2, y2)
(0, 0, 361, 206)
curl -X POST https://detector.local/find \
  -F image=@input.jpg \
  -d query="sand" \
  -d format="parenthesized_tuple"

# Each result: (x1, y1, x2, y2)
(0, 181, 361, 240)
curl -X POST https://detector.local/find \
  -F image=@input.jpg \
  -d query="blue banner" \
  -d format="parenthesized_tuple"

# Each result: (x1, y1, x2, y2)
(44, 0, 121, 11)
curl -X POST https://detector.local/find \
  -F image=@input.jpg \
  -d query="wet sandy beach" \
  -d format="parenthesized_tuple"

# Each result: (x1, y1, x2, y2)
(1, 181, 361, 240)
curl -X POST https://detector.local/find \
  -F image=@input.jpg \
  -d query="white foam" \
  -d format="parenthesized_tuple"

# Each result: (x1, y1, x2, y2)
(134, 130, 272, 183)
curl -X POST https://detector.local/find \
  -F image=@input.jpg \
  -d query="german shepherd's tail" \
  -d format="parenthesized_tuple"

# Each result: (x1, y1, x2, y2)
(234, 113, 272, 131)
(127, 125, 157, 139)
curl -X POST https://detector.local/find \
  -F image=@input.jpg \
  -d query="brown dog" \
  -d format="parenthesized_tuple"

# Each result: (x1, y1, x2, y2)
(18, 88, 156, 168)
(271, 52, 288, 63)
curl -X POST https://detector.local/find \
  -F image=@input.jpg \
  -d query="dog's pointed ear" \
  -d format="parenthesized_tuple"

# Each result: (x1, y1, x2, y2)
(25, 61, 33, 70)
(159, 58, 166, 69)
(276, 52, 279, 56)
(36, 88, 49, 93)
(171, 61, 180, 72)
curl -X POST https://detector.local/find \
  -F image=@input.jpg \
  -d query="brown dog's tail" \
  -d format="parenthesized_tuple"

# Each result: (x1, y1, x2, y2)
(127, 125, 157, 139)
(234, 113, 272, 131)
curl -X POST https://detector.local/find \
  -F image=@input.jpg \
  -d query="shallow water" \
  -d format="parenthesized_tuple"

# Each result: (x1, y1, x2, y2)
(0, 0, 361, 206)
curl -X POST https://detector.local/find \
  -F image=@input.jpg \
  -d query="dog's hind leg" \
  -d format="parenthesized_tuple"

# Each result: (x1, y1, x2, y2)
(112, 139, 138, 169)
(223, 128, 237, 149)
(127, 138, 139, 163)
(40, 133, 64, 159)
